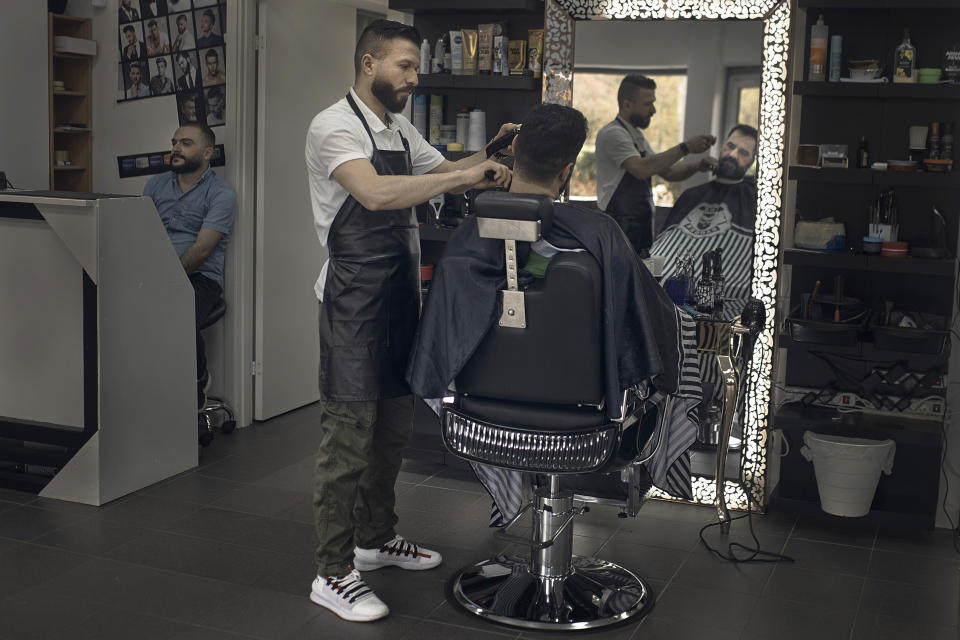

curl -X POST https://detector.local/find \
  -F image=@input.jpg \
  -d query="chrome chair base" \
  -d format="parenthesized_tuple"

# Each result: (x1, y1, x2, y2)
(451, 554, 654, 631)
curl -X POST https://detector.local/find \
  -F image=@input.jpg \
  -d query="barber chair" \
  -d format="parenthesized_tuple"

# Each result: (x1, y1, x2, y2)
(198, 299, 236, 446)
(438, 191, 660, 631)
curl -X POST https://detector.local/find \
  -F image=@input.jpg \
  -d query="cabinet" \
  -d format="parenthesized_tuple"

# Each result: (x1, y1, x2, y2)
(774, 2, 960, 528)
(48, 13, 94, 193)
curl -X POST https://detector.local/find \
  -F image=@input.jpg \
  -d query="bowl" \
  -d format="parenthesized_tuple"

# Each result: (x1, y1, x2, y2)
(862, 236, 883, 254)
(849, 67, 880, 81)
(917, 68, 942, 84)
(881, 241, 909, 259)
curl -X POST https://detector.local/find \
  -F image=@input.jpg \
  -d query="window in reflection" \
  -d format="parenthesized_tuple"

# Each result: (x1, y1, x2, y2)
(570, 70, 687, 205)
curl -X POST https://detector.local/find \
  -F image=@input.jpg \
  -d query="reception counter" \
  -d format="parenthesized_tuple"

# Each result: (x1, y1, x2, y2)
(0, 191, 197, 504)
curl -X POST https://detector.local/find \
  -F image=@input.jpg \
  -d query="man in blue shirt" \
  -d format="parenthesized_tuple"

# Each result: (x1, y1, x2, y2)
(143, 122, 235, 433)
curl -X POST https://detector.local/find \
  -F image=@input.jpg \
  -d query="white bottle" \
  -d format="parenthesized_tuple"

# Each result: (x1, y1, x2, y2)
(420, 39, 430, 74)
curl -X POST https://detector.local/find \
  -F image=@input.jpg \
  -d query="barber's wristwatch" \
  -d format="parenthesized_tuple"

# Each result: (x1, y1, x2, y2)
(679, 142, 690, 156)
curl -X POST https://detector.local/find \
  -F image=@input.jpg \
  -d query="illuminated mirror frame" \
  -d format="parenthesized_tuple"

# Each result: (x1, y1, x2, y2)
(543, 0, 790, 510)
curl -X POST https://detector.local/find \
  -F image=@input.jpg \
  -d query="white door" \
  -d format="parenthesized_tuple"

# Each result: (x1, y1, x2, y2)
(253, 0, 358, 420)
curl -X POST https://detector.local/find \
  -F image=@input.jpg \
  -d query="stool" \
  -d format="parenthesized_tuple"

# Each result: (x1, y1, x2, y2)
(198, 298, 236, 445)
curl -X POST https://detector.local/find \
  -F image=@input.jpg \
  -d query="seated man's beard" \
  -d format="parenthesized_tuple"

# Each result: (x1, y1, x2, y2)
(716, 156, 747, 180)
(371, 78, 410, 113)
(171, 154, 203, 173)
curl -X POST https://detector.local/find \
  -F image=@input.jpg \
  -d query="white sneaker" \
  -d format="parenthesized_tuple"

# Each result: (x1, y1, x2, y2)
(353, 535, 442, 572)
(309, 570, 389, 622)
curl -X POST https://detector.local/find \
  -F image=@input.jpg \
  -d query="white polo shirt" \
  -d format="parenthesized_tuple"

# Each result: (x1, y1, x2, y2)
(305, 87, 445, 300)
(594, 115, 655, 211)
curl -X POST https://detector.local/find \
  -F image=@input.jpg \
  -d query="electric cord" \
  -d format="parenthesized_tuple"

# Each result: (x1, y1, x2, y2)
(938, 407, 960, 555)
(698, 347, 795, 564)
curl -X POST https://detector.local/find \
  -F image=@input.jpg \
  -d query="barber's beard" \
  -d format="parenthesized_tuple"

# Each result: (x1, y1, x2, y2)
(716, 156, 747, 180)
(171, 154, 203, 174)
(371, 78, 412, 114)
(628, 113, 651, 129)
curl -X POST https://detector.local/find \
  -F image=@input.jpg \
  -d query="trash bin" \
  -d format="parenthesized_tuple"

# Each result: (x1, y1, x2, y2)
(800, 431, 896, 517)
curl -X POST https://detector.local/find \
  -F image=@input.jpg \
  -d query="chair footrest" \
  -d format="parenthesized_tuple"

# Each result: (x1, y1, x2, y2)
(451, 555, 654, 630)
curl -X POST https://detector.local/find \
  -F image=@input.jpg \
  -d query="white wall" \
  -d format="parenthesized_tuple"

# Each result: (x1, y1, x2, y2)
(0, 1, 50, 191)
(574, 19, 764, 190)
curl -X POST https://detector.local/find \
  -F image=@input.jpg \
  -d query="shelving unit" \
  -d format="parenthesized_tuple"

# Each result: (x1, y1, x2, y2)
(48, 13, 94, 192)
(774, 3, 960, 528)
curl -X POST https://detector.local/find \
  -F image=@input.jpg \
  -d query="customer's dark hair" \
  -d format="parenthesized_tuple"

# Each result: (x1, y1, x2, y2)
(182, 121, 216, 148)
(513, 103, 588, 184)
(727, 123, 759, 151)
(354, 19, 421, 75)
(617, 74, 656, 106)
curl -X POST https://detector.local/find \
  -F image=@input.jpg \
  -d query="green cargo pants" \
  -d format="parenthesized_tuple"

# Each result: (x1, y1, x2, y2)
(313, 390, 414, 578)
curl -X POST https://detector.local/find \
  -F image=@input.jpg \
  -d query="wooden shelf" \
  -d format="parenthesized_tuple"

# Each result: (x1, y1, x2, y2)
(53, 51, 94, 59)
(49, 13, 92, 193)
(417, 74, 540, 91)
(794, 81, 960, 101)
(53, 90, 86, 97)
(51, 13, 92, 23)
(783, 248, 956, 276)
(53, 166, 87, 171)
(53, 128, 91, 133)
(389, 0, 542, 12)
(789, 166, 960, 189)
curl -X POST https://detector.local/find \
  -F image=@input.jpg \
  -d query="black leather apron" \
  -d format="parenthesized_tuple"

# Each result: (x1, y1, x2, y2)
(319, 93, 421, 401)
(606, 117, 655, 256)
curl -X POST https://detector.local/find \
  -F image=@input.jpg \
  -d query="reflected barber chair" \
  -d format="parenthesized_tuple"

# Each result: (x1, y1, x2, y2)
(438, 191, 660, 631)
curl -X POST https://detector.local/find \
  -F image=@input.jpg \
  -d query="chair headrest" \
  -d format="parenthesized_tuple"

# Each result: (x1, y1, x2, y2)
(474, 191, 554, 237)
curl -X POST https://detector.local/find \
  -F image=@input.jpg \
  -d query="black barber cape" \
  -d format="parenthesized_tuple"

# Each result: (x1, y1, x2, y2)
(406, 201, 682, 420)
(652, 178, 757, 302)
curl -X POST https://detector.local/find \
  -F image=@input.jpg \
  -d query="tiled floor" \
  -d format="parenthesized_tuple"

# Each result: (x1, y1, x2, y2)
(0, 403, 958, 639)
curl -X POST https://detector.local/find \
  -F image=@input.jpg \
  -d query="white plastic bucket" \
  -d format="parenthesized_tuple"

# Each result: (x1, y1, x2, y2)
(800, 431, 896, 517)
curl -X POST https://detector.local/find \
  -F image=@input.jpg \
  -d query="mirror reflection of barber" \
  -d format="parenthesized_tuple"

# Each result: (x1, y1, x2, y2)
(650, 124, 759, 304)
(595, 74, 716, 257)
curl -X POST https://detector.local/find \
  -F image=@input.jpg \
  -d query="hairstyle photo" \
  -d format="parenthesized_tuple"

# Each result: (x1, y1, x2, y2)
(177, 90, 206, 126)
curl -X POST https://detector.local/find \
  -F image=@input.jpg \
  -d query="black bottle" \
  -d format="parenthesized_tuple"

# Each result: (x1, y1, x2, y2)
(695, 253, 715, 313)
(857, 137, 870, 169)
(712, 247, 725, 303)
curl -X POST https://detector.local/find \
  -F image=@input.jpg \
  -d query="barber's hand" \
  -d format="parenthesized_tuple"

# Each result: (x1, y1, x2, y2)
(464, 159, 512, 190)
(684, 134, 716, 155)
(486, 123, 521, 156)
(698, 156, 718, 172)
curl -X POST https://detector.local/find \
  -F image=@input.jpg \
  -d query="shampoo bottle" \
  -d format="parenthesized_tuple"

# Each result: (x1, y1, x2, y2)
(893, 29, 917, 84)
(809, 15, 828, 82)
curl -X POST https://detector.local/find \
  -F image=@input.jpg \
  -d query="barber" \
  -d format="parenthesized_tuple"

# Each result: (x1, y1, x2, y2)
(595, 73, 716, 257)
(304, 19, 513, 623)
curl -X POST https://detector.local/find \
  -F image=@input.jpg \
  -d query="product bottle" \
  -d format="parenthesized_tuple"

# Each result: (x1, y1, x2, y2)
(420, 39, 430, 75)
(942, 123, 954, 162)
(944, 42, 960, 83)
(809, 15, 828, 82)
(695, 254, 715, 314)
(456, 108, 470, 146)
(893, 29, 917, 84)
(829, 34, 842, 82)
(711, 248, 725, 303)
(927, 122, 941, 160)
(433, 35, 446, 74)
(857, 137, 870, 168)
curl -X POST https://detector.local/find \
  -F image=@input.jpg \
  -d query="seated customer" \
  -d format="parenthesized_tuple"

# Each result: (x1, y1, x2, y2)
(143, 122, 235, 425)
(407, 104, 701, 520)
(650, 124, 758, 303)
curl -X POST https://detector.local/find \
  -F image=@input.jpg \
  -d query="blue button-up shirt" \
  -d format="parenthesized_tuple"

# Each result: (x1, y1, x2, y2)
(143, 168, 235, 286)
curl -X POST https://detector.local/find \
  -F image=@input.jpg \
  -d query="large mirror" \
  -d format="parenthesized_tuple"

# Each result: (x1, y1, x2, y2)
(543, 0, 790, 510)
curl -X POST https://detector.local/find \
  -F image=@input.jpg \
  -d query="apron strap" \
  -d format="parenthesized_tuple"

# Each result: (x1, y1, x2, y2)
(616, 116, 646, 157)
(346, 92, 412, 162)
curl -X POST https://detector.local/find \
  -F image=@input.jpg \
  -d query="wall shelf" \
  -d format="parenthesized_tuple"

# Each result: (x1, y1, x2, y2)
(783, 248, 956, 276)
(53, 90, 86, 97)
(53, 166, 87, 171)
(417, 74, 540, 91)
(789, 166, 960, 190)
(794, 81, 960, 101)
(49, 12, 92, 192)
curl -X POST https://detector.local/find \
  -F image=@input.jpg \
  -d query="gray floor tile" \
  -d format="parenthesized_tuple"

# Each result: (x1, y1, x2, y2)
(418, 467, 486, 493)
(858, 578, 959, 627)
(274, 497, 315, 525)
(105, 529, 298, 587)
(283, 611, 420, 640)
(28, 496, 102, 517)
(868, 549, 960, 589)
(98, 493, 204, 529)
(634, 499, 717, 524)
(875, 527, 960, 559)
(0, 542, 88, 600)
(851, 612, 959, 640)
(762, 564, 864, 609)
(402, 618, 519, 639)
(395, 484, 489, 516)
(250, 456, 316, 492)
(258, 552, 315, 597)
(650, 583, 757, 634)
(781, 537, 872, 575)
(671, 544, 777, 595)
(144, 472, 242, 505)
(195, 585, 321, 638)
(745, 508, 798, 537)
(31, 515, 147, 556)
(633, 616, 740, 640)
(197, 455, 292, 485)
(616, 514, 705, 552)
(0, 505, 91, 541)
(791, 515, 877, 548)
(0, 536, 23, 556)
(740, 597, 856, 640)
(364, 571, 450, 618)
(158, 506, 315, 555)
(209, 484, 308, 518)
(0, 596, 102, 640)
(72, 608, 194, 640)
(698, 519, 788, 555)
(515, 619, 639, 639)
(169, 627, 265, 640)
(596, 536, 689, 582)
(0, 488, 36, 504)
